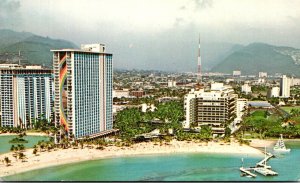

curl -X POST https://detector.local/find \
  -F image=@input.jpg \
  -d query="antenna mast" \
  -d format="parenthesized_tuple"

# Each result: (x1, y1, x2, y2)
(197, 33, 202, 83)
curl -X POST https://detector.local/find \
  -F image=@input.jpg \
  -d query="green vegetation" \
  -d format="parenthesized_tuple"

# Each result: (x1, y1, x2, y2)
(238, 108, 300, 139)
(281, 106, 300, 114)
(212, 43, 300, 76)
(9, 132, 28, 143)
(9, 137, 28, 143)
(114, 101, 212, 143)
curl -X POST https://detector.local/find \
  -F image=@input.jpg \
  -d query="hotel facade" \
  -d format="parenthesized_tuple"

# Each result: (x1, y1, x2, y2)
(0, 64, 53, 128)
(184, 83, 237, 134)
(52, 44, 113, 139)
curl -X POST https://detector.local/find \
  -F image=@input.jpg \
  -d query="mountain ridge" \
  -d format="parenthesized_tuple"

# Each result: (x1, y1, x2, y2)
(211, 42, 300, 76)
(0, 29, 78, 67)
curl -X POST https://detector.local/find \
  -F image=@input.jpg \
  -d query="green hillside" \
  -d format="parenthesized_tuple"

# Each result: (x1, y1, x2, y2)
(0, 29, 33, 48)
(211, 43, 300, 76)
(0, 30, 78, 68)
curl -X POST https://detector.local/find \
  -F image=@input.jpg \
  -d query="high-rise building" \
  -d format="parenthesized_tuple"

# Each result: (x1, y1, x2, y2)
(52, 44, 113, 139)
(280, 75, 291, 98)
(184, 83, 237, 134)
(236, 98, 248, 120)
(0, 64, 53, 128)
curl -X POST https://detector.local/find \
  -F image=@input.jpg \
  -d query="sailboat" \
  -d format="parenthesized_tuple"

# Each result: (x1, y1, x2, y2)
(273, 134, 291, 152)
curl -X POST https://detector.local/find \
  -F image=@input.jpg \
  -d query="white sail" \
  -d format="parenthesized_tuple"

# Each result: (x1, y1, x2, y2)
(273, 134, 290, 152)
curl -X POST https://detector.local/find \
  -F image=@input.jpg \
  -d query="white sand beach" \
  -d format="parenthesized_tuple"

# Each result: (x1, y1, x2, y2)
(0, 139, 263, 177)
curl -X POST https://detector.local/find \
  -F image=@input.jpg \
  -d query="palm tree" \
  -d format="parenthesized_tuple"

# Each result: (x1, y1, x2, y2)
(79, 140, 84, 149)
(33, 148, 38, 156)
(4, 157, 11, 166)
(18, 152, 26, 162)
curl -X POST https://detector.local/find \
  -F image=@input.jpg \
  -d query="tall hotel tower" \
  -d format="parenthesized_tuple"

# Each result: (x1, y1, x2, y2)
(0, 64, 53, 128)
(52, 44, 113, 139)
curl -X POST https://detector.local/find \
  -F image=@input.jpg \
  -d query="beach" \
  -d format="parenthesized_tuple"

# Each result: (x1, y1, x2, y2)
(0, 139, 264, 177)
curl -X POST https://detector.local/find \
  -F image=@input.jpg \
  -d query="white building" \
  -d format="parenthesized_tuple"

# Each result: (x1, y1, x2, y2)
(236, 98, 248, 120)
(113, 89, 130, 98)
(258, 72, 267, 78)
(233, 70, 241, 76)
(225, 78, 234, 83)
(167, 80, 177, 87)
(0, 64, 53, 128)
(184, 83, 237, 134)
(241, 83, 252, 94)
(269, 87, 280, 98)
(291, 77, 300, 86)
(280, 75, 291, 98)
(141, 103, 156, 113)
(256, 78, 265, 84)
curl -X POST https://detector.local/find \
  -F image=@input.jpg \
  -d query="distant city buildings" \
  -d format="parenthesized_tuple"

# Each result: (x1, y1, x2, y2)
(52, 43, 113, 139)
(113, 89, 130, 98)
(233, 70, 241, 77)
(291, 77, 300, 86)
(0, 64, 53, 128)
(130, 90, 145, 98)
(241, 83, 252, 94)
(258, 72, 267, 78)
(167, 80, 177, 87)
(184, 83, 237, 134)
(280, 75, 291, 98)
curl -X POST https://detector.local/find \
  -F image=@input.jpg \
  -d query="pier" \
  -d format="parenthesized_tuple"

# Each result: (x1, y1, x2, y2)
(256, 152, 274, 168)
(240, 148, 278, 177)
(240, 167, 257, 178)
(253, 167, 278, 176)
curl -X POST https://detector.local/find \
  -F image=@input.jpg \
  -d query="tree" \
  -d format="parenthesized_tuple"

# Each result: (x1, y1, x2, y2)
(225, 127, 231, 138)
(33, 148, 38, 156)
(200, 126, 212, 140)
(18, 152, 26, 162)
(4, 157, 11, 166)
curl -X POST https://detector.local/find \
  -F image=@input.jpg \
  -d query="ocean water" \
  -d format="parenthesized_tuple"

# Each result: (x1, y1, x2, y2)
(3, 142, 300, 181)
(0, 135, 49, 154)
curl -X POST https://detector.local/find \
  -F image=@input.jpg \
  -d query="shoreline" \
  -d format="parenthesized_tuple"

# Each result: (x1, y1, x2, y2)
(0, 132, 48, 137)
(0, 140, 264, 178)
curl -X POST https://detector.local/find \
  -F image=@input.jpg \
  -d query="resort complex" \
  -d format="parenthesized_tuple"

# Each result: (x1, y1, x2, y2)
(1, 1, 300, 181)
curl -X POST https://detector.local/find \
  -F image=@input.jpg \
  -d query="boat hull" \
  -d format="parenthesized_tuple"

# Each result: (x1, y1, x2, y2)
(273, 148, 291, 152)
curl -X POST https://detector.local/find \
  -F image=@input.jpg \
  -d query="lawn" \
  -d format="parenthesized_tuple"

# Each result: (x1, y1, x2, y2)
(280, 106, 300, 114)
(250, 110, 266, 117)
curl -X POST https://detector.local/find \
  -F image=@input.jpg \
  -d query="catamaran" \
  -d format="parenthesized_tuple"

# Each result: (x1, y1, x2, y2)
(273, 134, 291, 152)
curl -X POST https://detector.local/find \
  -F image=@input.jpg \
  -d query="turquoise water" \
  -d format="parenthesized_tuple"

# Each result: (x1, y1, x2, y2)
(0, 135, 49, 154)
(3, 142, 300, 181)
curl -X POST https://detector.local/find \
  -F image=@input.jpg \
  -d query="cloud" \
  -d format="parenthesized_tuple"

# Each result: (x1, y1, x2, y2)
(174, 17, 185, 27)
(194, 0, 213, 10)
(0, 0, 21, 28)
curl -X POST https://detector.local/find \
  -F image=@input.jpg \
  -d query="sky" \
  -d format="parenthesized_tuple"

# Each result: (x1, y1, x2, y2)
(1, 0, 300, 71)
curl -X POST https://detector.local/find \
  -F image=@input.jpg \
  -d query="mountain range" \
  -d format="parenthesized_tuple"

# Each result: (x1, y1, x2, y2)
(1, 29, 300, 76)
(0, 29, 77, 67)
(211, 43, 300, 76)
